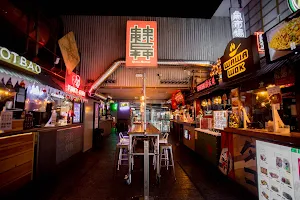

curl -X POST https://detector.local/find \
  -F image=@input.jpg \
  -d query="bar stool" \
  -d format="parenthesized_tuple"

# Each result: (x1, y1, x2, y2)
(152, 133, 169, 169)
(160, 143, 176, 180)
(116, 141, 135, 170)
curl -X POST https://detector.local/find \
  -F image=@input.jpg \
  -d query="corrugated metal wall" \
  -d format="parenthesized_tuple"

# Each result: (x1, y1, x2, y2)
(100, 65, 209, 88)
(243, 0, 292, 36)
(62, 16, 232, 84)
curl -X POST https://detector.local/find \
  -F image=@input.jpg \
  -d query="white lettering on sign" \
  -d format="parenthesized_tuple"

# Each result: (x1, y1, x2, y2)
(0, 47, 42, 74)
(29, 85, 44, 96)
(230, 10, 246, 38)
(66, 84, 85, 97)
(51, 93, 65, 99)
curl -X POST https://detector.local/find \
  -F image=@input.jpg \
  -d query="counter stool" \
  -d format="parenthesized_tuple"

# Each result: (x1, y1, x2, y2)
(160, 143, 176, 180)
(116, 142, 134, 170)
(152, 133, 169, 170)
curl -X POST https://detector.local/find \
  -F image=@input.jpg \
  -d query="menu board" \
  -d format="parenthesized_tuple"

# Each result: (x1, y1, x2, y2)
(213, 111, 228, 130)
(73, 103, 81, 123)
(256, 140, 300, 200)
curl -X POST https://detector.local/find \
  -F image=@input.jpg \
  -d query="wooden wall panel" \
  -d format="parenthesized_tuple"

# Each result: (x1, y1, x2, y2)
(0, 133, 34, 196)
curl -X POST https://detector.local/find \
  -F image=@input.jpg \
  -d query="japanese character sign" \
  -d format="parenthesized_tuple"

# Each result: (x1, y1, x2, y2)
(126, 21, 157, 68)
(230, 9, 246, 38)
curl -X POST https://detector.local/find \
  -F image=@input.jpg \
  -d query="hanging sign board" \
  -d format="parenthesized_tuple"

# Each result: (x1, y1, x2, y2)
(58, 31, 80, 74)
(126, 21, 157, 68)
(221, 36, 260, 82)
(65, 72, 85, 97)
(0, 47, 41, 74)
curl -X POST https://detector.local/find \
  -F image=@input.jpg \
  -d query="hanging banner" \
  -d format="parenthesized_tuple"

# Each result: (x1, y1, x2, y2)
(221, 35, 260, 82)
(126, 21, 157, 68)
(65, 72, 85, 97)
(58, 31, 80, 74)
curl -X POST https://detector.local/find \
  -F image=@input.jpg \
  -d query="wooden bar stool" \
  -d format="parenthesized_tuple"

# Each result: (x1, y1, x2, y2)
(159, 143, 176, 180)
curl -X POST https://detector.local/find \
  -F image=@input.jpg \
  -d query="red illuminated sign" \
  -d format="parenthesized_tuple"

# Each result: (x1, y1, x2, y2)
(254, 32, 265, 54)
(65, 72, 85, 97)
(196, 75, 219, 92)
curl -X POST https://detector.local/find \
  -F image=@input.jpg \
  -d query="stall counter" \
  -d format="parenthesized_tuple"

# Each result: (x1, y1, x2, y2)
(194, 128, 221, 167)
(171, 120, 197, 143)
(221, 127, 300, 197)
(0, 123, 84, 196)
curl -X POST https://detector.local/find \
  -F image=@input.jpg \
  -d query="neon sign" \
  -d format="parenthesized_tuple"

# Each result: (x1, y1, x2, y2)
(254, 32, 265, 54)
(0, 47, 41, 74)
(230, 9, 246, 38)
(65, 72, 85, 97)
(196, 75, 219, 92)
(288, 0, 300, 12)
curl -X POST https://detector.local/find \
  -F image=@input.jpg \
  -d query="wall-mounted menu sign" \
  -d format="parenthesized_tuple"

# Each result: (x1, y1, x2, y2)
(0, 47, 41, 74)
(196, 75, 219, 92)
(221, 36, 260, 82)
(256, 140, 300, 200)
(263, 10, 300, 63)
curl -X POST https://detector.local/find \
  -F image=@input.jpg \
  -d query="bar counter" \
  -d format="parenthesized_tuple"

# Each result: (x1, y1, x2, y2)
(0, 123, 84, 196)
(222, 127, 300, 196)
(0, 123, 83, 137)
(224, 127, 300, 146)
(129, 123, 160, 134)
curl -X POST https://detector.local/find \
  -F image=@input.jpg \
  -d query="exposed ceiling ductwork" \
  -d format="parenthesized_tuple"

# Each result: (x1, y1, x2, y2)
(88, 59, 213, 100)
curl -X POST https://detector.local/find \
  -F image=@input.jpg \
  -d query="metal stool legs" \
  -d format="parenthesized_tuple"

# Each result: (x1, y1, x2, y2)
(159, 144, 176, 181)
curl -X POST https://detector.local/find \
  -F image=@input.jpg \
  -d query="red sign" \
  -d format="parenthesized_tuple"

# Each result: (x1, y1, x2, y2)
(126, 21, 157, 68)
(254, 32, 264, 54)
(65, 72, 85, 97)
(196, 76, 218, 92)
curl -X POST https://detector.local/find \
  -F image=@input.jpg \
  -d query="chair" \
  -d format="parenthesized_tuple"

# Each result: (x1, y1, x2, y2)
(160, 143, 176, 180)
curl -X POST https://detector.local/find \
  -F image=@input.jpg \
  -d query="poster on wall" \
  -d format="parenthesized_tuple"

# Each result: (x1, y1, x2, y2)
(263, 10, 300, 63)
(125, 21, 157, 68)
(219, 131, 235, 179)
(213, 111, 228, 130)
(256, 140, 300, 200)
(233, 135, 258, 196)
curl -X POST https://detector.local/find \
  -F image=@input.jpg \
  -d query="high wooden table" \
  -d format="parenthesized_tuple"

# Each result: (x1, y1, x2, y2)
(127, 123, 161, 198)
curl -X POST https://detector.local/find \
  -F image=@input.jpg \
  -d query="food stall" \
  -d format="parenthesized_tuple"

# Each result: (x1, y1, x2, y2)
(170, 90, 198, 148)
(0, 46, 86, 195)
(218, 11, 300, 198)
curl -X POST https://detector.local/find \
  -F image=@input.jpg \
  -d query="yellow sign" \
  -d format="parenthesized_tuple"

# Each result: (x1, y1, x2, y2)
(0, 47, 41, 74)
(223, 42, 248, 79)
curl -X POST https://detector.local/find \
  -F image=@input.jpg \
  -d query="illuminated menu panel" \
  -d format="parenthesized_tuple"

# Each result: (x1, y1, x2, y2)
(73, 103, 81, 123)
(256, 140, 300, 200)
